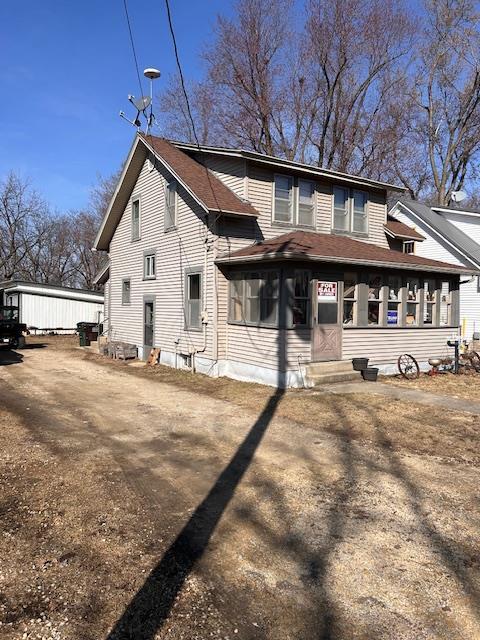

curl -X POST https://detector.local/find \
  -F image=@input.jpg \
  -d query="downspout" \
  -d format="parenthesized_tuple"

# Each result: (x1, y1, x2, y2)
(192, 221, 212, 372)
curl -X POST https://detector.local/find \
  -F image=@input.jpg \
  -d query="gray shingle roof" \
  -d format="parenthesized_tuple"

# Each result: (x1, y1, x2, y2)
(397, 199, 480, 269)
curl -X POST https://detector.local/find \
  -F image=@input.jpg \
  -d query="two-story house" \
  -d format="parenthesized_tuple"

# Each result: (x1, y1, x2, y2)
(93, 133, 471, 386)
(389, 199, 480, 341)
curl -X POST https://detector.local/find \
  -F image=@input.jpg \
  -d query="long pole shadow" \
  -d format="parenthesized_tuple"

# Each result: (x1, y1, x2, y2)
(106, 388, 284, 639)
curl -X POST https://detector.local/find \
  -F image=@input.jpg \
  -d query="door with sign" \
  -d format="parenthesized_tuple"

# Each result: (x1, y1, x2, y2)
(312, 277, 342, 361)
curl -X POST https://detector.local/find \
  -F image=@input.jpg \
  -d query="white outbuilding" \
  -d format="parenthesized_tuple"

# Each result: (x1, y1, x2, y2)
(0, 281, 104, 334)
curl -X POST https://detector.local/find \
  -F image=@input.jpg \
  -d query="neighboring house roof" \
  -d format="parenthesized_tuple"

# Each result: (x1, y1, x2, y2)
(175, 141, 406, 193)
(0, 280, 104, 303)
(384, 219, 425, 241)
(94, 134, 259, 251)
(143, 136, 258, 217)
(93, 261, 110, 286)
(393, 200, 480, 270)
(215, 231, 471, 274)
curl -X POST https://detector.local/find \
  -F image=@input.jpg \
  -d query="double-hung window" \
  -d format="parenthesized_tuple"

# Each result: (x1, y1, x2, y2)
(131, 199, 140, 241)
(165, 180, 177, 230)
(273, 176, 315, 227)
(186, 271, 202, 329)
(333, 187, 368, 234)
(144, 252, 156, 280)
(229, 271, 279, 326)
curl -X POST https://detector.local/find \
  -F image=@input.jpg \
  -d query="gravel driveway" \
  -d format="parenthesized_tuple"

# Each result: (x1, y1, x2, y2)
(0, 344, 479, 640)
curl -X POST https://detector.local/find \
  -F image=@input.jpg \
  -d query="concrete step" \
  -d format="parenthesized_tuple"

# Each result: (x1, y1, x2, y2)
(307, 370, 363, 386)
(306, 360, 356, 376)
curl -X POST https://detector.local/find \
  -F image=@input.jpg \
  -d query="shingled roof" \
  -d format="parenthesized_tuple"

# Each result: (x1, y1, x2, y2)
(143, 135, 258, 218)
(216, 230, 471, 274)
(384, 219, 425, 241)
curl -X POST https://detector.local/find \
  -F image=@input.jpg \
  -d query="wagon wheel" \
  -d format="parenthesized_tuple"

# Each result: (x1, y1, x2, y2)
(397, 353, 420, 379)
(470, 351, 480, 372)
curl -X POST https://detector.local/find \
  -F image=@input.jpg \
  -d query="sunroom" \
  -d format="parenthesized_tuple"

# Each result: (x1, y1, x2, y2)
(217, 231, 470, 381)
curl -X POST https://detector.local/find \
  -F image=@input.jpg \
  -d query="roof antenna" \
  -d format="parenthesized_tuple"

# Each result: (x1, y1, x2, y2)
(119, 67, 161, 133)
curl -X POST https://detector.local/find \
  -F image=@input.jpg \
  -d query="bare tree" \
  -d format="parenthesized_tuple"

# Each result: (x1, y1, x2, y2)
(0, 172, 50, 280)
(409, 0, 480, 205)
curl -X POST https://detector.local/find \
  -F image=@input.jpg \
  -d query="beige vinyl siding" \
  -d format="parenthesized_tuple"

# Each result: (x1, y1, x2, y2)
(245, 163, 387, 244)
(226, 324, 311, 371)
(109, 155, 216, 358)
(342, 327, 457, 365)
(366, 191, 388, 247)
(202, 154, 247, 198)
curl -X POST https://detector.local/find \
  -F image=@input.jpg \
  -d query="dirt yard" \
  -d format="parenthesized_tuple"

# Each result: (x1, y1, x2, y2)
(1, 339, 479, 639)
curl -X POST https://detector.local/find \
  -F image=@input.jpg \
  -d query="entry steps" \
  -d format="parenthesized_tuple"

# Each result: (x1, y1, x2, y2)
(305, 360, 362, 386)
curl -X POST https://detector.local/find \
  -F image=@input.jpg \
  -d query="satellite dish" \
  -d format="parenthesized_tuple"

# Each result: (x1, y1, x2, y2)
(128, 94, 151, 112)
(451, 190, 467, 203)
(144, 68, 161, 80)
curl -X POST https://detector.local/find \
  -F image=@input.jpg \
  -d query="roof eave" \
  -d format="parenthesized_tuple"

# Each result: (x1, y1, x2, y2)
(215, 251, 472, 274)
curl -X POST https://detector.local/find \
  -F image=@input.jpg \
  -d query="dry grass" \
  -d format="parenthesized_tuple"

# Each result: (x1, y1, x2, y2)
(26, 334, 78, 350)
(381, 371, 480, 402)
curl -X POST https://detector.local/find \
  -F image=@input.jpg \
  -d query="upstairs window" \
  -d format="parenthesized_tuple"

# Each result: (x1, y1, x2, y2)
(298, 180, 315, 227)
(333, 187, 368, 234)
(403, 241, 415, 254)
(165, 180, 177, 230)
(274, 176, 315, 227)
(131, 199, 140, 241)
(274, 175, 294, 223)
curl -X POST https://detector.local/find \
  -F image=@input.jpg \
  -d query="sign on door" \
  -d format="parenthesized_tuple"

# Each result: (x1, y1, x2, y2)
(317, 281, 337, 302)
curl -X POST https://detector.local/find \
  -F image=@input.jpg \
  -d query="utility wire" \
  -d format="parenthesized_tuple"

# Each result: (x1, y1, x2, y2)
(123, 0, 144, 98)
(164, 0, 201, 149)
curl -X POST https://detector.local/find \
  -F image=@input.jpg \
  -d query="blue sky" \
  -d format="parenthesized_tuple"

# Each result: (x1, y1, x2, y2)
(1, 1, 231, 211)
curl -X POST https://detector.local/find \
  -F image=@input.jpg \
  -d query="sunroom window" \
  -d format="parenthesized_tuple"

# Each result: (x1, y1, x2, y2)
(387, 275, 401, 325)
(440, 281, 451, 325)
(424, 279, 436, 324)
(406, 277, 419, 325)
(343, 272, 357, 325)
(229, 271, 279, 326)
(368, 274, 382, 325)
(292, 270, 310, 326)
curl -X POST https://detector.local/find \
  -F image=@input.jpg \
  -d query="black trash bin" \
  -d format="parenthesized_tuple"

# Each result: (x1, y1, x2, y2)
(77, 322, 97, 347)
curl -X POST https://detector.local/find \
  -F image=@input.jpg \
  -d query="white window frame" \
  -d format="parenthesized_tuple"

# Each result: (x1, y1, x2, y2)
(144, 252, 156, 280)
(165, 180, 177, 231)
(332, 186, 369, 235)
(403, 240, 415, 254)
(273, 175, 315, 228)
(131, 198, 141, 241)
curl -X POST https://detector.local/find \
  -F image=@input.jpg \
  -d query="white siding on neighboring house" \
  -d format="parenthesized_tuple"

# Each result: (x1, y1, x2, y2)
(391, 204, 480, 339)
(109, 155, 216, 362)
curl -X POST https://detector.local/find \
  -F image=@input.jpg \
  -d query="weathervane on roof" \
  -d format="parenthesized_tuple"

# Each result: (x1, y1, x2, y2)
(119, 67, 161, 134)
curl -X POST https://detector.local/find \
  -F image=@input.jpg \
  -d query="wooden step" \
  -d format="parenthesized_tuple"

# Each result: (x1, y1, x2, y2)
(306, 360, 355, 375)
(307, 370, 363, 386)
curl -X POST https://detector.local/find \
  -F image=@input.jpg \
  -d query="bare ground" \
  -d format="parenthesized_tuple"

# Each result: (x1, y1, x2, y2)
(0, 338, 479, 639)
